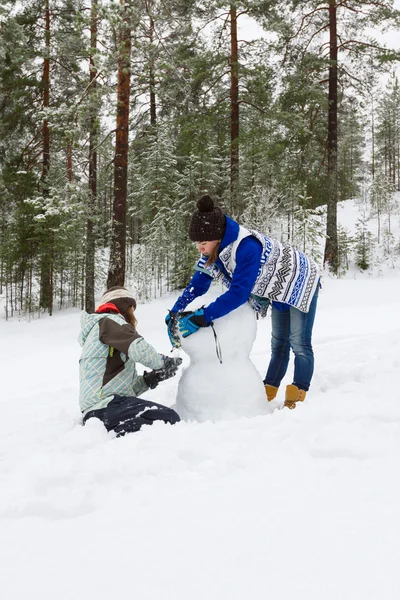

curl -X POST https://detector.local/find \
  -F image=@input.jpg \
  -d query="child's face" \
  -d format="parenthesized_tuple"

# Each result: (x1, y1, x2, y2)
(196, 240, 220, 255)
(126, 305, 137, 328)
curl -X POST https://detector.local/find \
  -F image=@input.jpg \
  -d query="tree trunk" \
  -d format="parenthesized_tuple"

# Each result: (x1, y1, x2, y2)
(147, 2, 158, 218)
(230, 5, 239, 214)
(39, 0, 53, 313)
(148, 2, 157, 129)
(388, 119, 393, 184)
(324, 0, 338, 273)
(41, 2, 50, 195)
(85, 0, 98, 312)
(397, 140, 400, 191)
(371, 95, 375, 180)
(107, 0, 131, 288)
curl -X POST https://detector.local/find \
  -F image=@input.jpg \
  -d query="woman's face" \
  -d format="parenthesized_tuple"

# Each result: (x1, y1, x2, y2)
(196, 240, 220, 255)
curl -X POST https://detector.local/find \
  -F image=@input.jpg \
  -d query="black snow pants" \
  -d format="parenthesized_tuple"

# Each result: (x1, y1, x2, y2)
(83, 394, 180, 437)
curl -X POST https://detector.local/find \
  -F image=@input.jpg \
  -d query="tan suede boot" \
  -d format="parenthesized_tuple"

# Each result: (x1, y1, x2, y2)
(284, 384, 306, 409)
(265, 384, 279, 402)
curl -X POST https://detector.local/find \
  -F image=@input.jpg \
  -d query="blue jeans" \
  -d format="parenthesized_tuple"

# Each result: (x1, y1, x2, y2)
(264, 284, 319, 392)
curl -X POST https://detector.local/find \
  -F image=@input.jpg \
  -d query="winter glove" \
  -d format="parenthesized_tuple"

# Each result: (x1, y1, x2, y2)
(143, 356, 183, 390)
(165, 311, 181, 348)
(178, 308, 210, 338)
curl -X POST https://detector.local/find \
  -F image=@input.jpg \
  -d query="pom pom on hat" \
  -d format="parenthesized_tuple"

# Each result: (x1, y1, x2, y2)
(188, 195, 226, 242)
(196, 194, 214, 212)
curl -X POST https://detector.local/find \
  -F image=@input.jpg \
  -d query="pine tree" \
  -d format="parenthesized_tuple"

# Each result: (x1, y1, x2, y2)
(376, 73, 400, 192)
(354, 214, 375, 271)
(337, 224, 353, 278)
(284, 0, 400, 273)
(370, 171, 394, 243)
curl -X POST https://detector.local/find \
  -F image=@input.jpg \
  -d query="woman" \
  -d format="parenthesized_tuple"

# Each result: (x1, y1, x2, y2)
(166, 195, 320, 409)
(80, 286, 181, 436)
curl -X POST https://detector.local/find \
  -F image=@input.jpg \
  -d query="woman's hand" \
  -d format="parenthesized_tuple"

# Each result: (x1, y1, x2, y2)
(165, 311, 181, 348)
(178, 308, 209, 338)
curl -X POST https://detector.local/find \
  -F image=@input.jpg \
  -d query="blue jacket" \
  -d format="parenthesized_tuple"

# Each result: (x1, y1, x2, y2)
(171, 216, 278, 322)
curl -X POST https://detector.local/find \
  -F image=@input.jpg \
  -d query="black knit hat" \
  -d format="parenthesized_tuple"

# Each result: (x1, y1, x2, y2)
(96, 286, 136, 316)
(188, 195, 226, 242)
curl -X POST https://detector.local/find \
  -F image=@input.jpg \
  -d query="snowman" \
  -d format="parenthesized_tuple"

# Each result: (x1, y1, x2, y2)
(175, 299, 272, 422)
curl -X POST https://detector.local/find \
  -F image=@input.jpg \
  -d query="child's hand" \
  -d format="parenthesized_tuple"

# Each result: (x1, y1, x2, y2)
(143, 356, 183, 389)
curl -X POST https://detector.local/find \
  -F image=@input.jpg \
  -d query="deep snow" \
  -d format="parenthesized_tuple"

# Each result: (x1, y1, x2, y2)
(1, 201, 400, 600)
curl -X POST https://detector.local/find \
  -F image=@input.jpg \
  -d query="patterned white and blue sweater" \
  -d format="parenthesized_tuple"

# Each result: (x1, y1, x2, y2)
(79, 311, 165, 415)
(171, 216, 320, 321)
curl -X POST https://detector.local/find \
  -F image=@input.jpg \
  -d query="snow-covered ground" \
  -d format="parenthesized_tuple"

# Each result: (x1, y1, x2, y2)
(1, 201, 400, 600)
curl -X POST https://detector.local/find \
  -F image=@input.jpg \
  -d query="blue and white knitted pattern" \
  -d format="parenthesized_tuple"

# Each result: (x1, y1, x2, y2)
(209, 226, 320, 313)
(248, 229, 319, 312)
(79, 312, 164, 414)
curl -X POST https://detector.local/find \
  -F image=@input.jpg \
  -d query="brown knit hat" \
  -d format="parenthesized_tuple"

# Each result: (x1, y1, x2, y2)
(188, 195, 226, 242)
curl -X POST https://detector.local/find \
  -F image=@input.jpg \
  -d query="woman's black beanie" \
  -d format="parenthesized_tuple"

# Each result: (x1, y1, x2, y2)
(188, 195, 226, 242)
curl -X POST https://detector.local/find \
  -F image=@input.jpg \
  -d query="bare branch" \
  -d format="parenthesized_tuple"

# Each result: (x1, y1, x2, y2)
(216, 12, 230, 48)
(238, 99, 269, 115)
(339, 65, 370, 91)
(80, 129, 117, 160)
(211, 94, 230, 108)
(337, 39, 388, 52)
(301, 22, 330, 56)
(200, 70, 231, 96)
(191, 11, 230, 45)
(336, 1, 367, 14)
(291, 5, 329, 40)
(76, 70, 102, 108)
(20, 131, 42, 157)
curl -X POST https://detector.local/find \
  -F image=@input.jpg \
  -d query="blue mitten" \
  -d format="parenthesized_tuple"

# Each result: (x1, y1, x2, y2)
(165, 311, 181, 348)
(178, 308, 209, 338)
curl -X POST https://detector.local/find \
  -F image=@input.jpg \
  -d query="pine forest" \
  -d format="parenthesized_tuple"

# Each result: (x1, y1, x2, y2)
(1, 0, 400, 317)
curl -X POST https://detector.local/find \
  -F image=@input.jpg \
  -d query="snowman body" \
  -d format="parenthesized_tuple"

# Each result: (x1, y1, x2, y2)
(176, 302, 270, 422)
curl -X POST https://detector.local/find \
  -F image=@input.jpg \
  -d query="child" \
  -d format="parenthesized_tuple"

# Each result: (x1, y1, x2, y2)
(80, 286, 181, 436)
(166, 195, 320, 409)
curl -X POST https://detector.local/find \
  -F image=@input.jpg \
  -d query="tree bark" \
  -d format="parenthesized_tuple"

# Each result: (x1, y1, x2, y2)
(107, 0, 131, 288)
(324, 0, 339, 272)
(41, 3, 50, 188)
(85, 0, 98, 312)
(371, 95, 375, 180)
(39, 0, 53, 313)
(148, 1, 157, 129)
(230, 5, 239, 214)
(147, 1, 158, 219)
